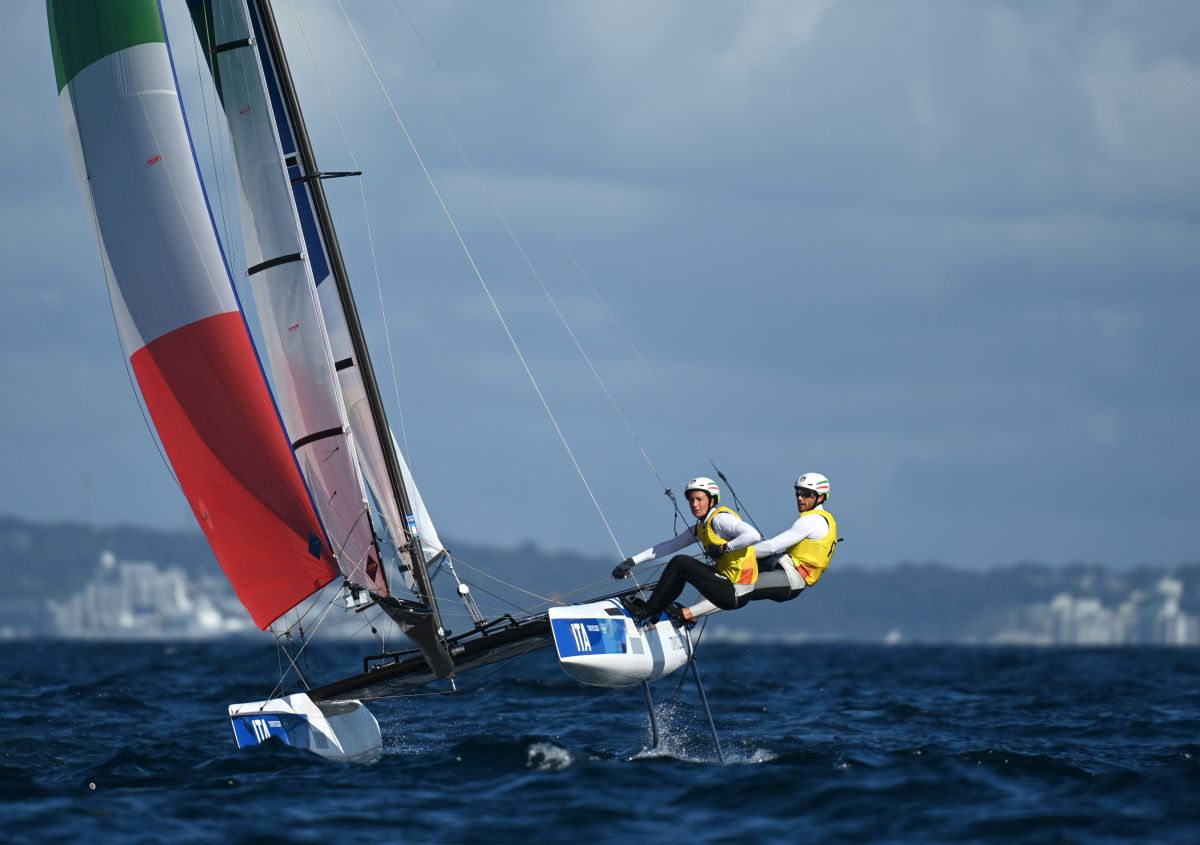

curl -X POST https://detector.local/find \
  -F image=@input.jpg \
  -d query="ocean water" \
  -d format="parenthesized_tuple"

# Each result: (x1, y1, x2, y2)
(1, 639, 1197, 844)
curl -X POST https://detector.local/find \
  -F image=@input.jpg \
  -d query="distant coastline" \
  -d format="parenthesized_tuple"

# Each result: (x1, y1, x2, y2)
(2, 515, 1197, 645)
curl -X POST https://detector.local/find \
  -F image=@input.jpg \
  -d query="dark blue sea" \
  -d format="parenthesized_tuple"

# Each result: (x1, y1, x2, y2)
(1, 639, 1197, 844)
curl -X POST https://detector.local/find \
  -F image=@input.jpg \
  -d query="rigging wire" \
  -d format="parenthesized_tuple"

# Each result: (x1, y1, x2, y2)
(435, 553, 558, 607)
(444, 550, 667, 618)
(330, 0, 626, 560)
(413, 545, 644, 620)
(284, 0, 418, 473)
(384, 1, 730, 534)
(289, 1, 625, 617)
(536, 203, 761, 530)
(709, 465, 761, 533)
(388, 1, 675, 507)
(265, 589, 343, 701)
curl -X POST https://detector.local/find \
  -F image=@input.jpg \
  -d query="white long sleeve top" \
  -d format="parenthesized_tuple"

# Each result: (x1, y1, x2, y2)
(753, 506, 831, 558)
(628, 512, 761, 566)
(686, 508, 831, 619)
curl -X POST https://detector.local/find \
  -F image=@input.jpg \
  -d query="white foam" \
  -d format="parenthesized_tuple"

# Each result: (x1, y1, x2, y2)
(627, 699, 777, 764)
(527, 742, 574, 771)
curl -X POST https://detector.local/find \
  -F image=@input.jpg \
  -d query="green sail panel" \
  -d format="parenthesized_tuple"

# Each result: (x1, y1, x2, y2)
(47, 0, 165, 93)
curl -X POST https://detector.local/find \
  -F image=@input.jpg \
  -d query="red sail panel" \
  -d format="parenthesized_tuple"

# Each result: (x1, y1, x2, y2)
(132, 312, 338, 628)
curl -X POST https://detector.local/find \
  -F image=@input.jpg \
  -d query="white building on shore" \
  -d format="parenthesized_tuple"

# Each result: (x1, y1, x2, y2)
(1033, 577, 1199, 646)
(48, 551, 254, 639)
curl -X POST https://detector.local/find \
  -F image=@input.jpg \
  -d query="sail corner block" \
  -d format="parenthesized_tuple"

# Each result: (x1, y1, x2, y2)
(229, 693, 381, 763)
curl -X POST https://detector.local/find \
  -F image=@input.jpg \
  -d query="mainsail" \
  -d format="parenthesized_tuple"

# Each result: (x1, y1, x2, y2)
(47, 0, 339, 628)
(184, 0, 453, 674)
(188, 0, 444, 581)
(184, 0, 386, 595)
(231, 0, 447, 618)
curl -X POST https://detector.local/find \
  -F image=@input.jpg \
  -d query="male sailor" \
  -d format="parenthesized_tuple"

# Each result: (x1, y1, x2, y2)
(611, 477, 760, 627)
(741, 472, 838, 605)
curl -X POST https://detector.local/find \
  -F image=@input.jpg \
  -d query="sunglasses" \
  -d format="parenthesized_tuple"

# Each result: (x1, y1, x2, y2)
(795, 488, 819, 498)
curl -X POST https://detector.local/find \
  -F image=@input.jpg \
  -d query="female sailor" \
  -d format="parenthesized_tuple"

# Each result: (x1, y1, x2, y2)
(611, 477, 760, 626)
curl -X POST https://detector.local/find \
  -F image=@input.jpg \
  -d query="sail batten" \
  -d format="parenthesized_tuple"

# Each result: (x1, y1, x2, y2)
(48, 0, 339, 628)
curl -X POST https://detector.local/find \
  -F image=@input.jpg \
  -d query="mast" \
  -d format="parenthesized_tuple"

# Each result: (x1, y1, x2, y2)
(249, 0, 444, 635)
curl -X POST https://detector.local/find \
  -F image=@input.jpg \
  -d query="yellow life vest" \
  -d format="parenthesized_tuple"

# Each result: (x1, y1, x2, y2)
(695, 505, 758, 586)
(786, 508, 838, 586)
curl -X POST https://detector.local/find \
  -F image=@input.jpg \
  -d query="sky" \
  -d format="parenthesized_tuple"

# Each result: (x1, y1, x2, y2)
(2, 1, 1198, 571)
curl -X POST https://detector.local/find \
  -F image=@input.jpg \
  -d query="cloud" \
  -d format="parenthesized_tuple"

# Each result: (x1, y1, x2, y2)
(3, 1, 1198, 570)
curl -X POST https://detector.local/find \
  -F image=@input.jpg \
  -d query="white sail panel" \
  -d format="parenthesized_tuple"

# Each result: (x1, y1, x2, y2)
(231, 0, 447, 609)
(394, 435, 446, 565)
(59, 43, 236, 353)
(335, 359, 443, 582)
(290, 257, 429, 579)
(247, 1, 446, 587)
(198, 0, 385, 593)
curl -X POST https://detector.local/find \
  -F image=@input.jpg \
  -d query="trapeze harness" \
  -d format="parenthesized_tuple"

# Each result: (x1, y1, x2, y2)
(696, 505, 758, 586)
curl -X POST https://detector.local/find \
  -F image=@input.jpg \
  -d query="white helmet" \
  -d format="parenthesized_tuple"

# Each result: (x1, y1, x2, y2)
(795, 472, 830, 499)
(685, 476, 720, 503)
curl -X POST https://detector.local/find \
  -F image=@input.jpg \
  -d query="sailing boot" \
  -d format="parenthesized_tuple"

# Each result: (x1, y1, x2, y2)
(620, 594, 650, 622)
(666, 602, 695, 630)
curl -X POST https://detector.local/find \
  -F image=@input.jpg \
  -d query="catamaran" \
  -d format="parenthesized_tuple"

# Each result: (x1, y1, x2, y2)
(48, 0, 707, 761)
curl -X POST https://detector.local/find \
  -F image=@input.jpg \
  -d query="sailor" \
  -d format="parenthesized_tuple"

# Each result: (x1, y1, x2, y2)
(741, 472, 838, 605)
(611, 476, 760, 627)
(666, 472, 839, 623)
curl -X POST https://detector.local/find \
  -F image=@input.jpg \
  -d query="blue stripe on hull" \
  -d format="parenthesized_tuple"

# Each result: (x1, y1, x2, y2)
(552, 617, 628, 658)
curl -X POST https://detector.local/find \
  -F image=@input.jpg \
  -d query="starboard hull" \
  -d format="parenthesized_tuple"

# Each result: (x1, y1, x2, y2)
(549, 598, 691, 687)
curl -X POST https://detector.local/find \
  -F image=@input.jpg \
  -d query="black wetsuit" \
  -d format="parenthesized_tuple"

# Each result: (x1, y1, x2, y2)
(641, 554, 739, 618)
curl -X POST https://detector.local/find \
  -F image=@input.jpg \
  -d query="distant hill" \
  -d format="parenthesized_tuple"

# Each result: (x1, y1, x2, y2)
(2, 515, 1197, 643)
(0, 515, 216, 600)
(0, 514, 610, 611)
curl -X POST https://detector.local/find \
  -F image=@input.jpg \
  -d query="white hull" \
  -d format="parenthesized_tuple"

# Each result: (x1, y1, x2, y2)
(549, 598, 691, 687)
(229, 692, 381, 762)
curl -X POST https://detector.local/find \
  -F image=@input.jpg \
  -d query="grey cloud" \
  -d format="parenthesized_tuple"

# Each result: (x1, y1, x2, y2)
(2, 2, 1197, 570)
